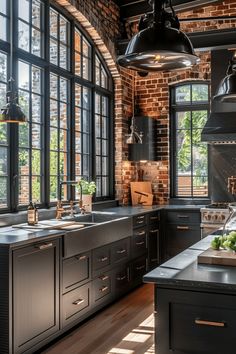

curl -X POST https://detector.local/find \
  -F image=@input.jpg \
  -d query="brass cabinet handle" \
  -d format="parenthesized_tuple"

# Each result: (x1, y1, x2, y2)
(117, 275, 126, 281)
(99, 256, 108, 262)
(137, 215, 145, 220)
(78, 255, 87, 261)
(176, 226, 189, 230)
(136, 241, 145, 246)
(150, 216, 158, 220)
(149, 229, 159, 233)
(151, 258, 158, 262)
(136, 265, 145, 270)
(117, 249, 126, 254)
(136, 220, 144, 224)
(73, 299, 84, 305)
(195, 319, 225, 327)
(99, 275, 109, 281)
(36, 243, 53, 250)
(177, 215, 189, 219)
(100, 286, 109, 292)
(135, 231, 146, 236)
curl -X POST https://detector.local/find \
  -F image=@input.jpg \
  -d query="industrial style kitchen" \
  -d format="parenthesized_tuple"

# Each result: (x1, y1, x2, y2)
(1, 0, 236, 353)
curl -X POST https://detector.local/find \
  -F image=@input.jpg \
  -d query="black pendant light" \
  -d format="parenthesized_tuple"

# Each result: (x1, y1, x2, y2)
(0, 0, 27, 123)
(213, 51, 236, 103)
(126, 75, 143, 144)
(117, 0, 199, 73)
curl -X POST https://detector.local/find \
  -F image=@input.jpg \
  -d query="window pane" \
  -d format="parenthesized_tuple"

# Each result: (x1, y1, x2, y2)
(60, 44, 68, 69)
(192, 84, 208, 102)
(19, 124, 29, 148)
(18, 21, 30, 52)
(0, 124, 7, 145)
(32, 176, 41, 201)
(177, 130, 191, 173)
(32, 94, 41, 123)
(193, 144, 208, 176)
(19, 0, 29, 22)
(175, 85, 190, 104)
(75, 30, 81, 52)
(32, 28, 41, 57)
(18, 91, 30, 117)
(50, 74, 58, 99)
(50, 38, 58, 65)
(0, 147, 8, 175)
(0, 52, 7, 83)
(50, 128, 58, 149)
(177, 176, 192, 196)
(32, 0, 41, 28)
(193, 176, 208, 197)
(0, 177, 7, 207)
(75, 52, 81, 76)
(0, 1, 6, 14)
(19, 176, 30, 205)
(0, 16, 7, 41)
(50, 151, 58, 174)
(60, 16, 68, 43)
(50, 9, 58, 38)
(59, 152, 67, 175)
(192, 110, 208, 129)
(19, 62, 30, 90)
(50, 100, 58, 126)
(32, 149, 41, 174)
(83, 57, 90, 80)
(50, 176, 57, 201)
(32, 124, 41, 148)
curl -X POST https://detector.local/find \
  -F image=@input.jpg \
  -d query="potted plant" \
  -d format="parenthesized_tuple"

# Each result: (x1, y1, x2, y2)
(78, 179, 96, 212)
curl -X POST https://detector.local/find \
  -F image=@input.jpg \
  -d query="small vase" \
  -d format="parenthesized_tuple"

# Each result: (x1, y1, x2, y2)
(82, 194, 92, 213)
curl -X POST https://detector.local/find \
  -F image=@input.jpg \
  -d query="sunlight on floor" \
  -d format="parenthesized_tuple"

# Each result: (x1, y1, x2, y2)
(107, 313, 154, 354)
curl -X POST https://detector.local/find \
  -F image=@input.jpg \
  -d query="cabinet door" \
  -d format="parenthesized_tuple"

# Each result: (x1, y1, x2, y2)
(13, 239, 60, 354)
(132, 227, 147, 259)
(147, 227, 159, 270)
(165, 224, 200, 259)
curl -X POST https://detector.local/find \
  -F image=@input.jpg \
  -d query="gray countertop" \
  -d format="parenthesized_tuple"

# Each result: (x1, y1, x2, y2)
(0, 228, 64, 246)
(144, 235, 236, 291)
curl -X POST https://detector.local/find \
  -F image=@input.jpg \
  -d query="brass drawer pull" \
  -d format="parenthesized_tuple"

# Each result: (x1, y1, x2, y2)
(136, 265, 145, 270)
(99, 256, 108, 262)
(137, 215, 145, 220)
(36, 243, 53, 250)
(73, 299, 84, 306)
(100, 275, 109, 281)
(177, 226, 189, 230)
(135, 231, 145, 236)
(117, 275, 126, 281)
(117, 249, 126, 254)
(78, 255, 87, 261)
(136, 241, 145, 246)
(177, 215, 189, 219)
(136, 220, 144, 224)
(150, 216, 158, 220)
(149, 229, 158, 233)
(100, 286, 109, 292)
(195, 319, 225, 327)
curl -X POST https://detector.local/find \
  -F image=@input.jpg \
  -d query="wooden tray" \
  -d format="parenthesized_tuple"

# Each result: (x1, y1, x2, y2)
(198, 248, 236, 267)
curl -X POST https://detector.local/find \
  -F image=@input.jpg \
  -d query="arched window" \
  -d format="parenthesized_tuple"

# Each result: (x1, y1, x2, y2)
(0, 0, 114, 212)
(170, 82, 209, 199)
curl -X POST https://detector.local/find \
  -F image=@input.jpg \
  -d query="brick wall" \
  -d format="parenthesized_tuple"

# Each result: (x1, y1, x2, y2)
(55, 0, 236, 205)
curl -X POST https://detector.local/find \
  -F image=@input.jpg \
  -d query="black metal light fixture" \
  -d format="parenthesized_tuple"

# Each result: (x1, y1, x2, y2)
(117, 0, 199, 73)
(0, 0, 27, 123)
(213, 51, 236, 103)
(126, 75, 143, 144)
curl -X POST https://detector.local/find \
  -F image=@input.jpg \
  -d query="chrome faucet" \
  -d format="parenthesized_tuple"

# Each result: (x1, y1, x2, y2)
(56, 180, 83, 219)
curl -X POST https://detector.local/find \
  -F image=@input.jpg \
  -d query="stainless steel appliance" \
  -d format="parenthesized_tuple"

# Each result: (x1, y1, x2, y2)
(200, 203, 230, 238)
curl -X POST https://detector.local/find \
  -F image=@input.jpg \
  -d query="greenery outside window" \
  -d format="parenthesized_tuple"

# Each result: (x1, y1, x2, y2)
(0, 0, 114, 212)
(170, 82, 209, 198)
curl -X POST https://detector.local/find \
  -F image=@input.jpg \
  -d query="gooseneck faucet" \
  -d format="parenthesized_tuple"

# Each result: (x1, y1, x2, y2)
(56, 180, 83, 219)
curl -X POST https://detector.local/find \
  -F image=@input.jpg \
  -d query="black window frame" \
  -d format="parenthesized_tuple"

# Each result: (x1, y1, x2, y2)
(170, 81, 210, 200)
(0, 0, 114, 213)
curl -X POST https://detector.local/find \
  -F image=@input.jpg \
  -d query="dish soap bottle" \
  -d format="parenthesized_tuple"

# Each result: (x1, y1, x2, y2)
(27, 201, 36, 225)
(34, 202, 38, 224)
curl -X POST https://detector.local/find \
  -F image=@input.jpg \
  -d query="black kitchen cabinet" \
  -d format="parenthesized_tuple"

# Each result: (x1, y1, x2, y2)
(164, 209, 201, 260)
(147, 212, 160, 270)
(156, 287, 236, 354)
(13, 239, 60, 354)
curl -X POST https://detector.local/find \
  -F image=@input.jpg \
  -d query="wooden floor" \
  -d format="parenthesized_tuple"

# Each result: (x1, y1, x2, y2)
(41, 284, 155, 354)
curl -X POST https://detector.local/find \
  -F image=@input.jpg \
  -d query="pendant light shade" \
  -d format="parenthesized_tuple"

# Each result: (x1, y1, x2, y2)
(0, 78, 26, 123)
(213, 53, 236, 103)
(117, 0, 199, 72)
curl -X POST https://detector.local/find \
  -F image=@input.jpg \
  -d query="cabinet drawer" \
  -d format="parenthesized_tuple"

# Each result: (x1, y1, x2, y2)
(62, 283, 91, 327)
(111, 237, 130, 264)
(133, 214, 147, 227)
(166, 224, 200, 249)
(147, 228, 159, 269)
(62, 252, 91, 293)
(92, 244, 111, 273)
(148, 212, 160, 224)
(93, 272, 112, 303)
(158, 289, 236, 354)
(166, 211, 200, 224)
(131, 256, 147, 286)
(113, 265, 130, 295)
(132, 228, 147, 258)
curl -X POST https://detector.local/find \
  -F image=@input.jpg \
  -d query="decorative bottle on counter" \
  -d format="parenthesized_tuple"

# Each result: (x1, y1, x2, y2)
(34, 202, 38, 224)
(27, 201, 36, 225)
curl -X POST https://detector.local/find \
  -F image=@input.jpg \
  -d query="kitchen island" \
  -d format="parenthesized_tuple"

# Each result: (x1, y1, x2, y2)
(144, 235, 236, 354)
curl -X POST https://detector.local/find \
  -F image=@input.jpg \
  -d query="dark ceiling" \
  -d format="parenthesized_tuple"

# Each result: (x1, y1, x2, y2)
(114, 0, 221, 23)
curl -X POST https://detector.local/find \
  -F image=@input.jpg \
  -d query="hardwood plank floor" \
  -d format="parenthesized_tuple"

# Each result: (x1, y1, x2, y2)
(41, 284, 155, 354)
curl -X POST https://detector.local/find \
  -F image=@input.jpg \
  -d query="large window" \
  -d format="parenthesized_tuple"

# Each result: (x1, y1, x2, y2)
(170, 83, 209, 198)
(0, 0, 113, 212)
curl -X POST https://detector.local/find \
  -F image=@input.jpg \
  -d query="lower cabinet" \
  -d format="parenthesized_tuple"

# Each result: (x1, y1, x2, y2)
(156, 287, 236, 354)
(13, 239, 60, 354)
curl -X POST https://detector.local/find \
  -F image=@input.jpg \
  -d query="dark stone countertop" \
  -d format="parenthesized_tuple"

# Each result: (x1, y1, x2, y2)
(144, 235, 236, 291)
(0, 227, 64, 247)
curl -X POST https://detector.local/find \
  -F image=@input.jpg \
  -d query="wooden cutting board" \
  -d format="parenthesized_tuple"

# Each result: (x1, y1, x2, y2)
(130, 182, 152, 206)
(198, 248, 236, 266)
